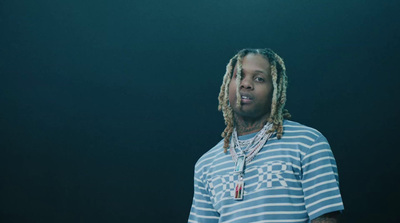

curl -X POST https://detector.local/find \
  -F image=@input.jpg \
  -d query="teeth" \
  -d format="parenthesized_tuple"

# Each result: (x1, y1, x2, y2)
(241, 96, 249, 99)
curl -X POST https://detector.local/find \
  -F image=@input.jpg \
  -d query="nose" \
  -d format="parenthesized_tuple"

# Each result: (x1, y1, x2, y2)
(240, 76, 253, 89)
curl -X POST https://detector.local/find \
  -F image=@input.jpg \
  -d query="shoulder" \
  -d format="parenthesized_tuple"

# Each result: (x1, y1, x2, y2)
(280, 120, 331, 154)
(194, 140, 226, 176)
(281, 120, 329, 143)
(282, 120, 324, 140)
(282, 121, 337, 172)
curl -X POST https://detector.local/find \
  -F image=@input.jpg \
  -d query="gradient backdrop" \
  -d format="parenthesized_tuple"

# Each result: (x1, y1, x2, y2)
(1, 0, 399, 222)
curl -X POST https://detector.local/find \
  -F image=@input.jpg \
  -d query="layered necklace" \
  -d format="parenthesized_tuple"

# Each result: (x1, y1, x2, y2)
(230, 122, 273, 200)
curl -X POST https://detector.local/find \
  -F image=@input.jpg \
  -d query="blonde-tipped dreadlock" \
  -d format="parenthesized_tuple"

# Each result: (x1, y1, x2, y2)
(218, 48, 291, 152)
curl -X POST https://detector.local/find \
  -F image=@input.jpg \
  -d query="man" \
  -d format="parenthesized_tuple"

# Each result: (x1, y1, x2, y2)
(188, 48, 344, 222)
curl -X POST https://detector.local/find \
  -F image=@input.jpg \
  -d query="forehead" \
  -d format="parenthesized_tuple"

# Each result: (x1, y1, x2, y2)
(236, 54, 271, 74)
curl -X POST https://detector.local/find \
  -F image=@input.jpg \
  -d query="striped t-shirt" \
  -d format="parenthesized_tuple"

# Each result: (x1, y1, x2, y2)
(188, 120, 344, 223)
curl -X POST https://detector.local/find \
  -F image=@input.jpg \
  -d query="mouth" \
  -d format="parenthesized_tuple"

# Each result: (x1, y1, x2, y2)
(240, 93, 253, 103)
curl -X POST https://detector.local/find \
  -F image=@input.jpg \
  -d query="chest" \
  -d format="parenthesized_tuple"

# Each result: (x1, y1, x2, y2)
(204, 148, 304, 212)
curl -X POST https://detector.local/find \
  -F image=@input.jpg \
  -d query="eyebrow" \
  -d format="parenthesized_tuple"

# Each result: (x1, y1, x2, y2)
(242, 69, 268, 75)
(235, 68, 268, 76)
(252, 70, 267, 74)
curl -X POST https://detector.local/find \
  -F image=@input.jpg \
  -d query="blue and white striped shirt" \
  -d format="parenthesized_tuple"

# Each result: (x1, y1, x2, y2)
(188, 120, 344, 223)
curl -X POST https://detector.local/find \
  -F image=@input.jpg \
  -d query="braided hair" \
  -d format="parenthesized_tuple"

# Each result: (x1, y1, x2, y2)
(218, 48, 291, 152)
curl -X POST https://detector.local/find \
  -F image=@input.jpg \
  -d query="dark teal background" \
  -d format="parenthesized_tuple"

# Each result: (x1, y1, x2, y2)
(1, 0, 399, 222)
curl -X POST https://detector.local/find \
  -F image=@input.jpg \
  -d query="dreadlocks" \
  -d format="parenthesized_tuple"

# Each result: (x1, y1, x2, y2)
(218, 48, 291, 152)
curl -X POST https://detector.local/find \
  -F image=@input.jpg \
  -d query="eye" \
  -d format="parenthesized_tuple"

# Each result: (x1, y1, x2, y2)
(254, 77, 265, 82)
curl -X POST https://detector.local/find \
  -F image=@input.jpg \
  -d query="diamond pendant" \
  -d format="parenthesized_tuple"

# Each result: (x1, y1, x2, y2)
(234, 155, 245, 173)
(234, 176, 244, 200)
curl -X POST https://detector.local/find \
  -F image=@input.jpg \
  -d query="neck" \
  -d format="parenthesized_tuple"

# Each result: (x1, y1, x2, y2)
(234, 113, 270, 136)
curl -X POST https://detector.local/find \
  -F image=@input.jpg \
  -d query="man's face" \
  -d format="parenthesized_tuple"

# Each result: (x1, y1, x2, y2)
(228, 54, 273, 120)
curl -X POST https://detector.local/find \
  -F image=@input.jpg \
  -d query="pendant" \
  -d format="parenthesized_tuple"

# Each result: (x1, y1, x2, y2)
(234, 177, 244, 200)
(234, 155, 245, 173)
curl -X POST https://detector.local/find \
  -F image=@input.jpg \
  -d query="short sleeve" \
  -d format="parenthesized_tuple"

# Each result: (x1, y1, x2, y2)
(188, 175, 220, 223)
(301, 135, 344, 220)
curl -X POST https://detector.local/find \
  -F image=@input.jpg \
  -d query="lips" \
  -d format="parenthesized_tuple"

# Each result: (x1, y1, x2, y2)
(240, 93, 253, 103)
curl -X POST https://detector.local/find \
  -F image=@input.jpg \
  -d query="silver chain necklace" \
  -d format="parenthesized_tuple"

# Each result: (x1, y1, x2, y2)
(230, 122, 273, 164)
(230, 122, 273, 200)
